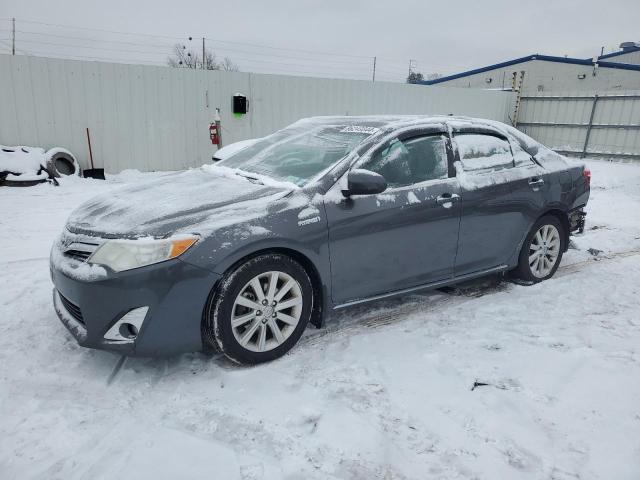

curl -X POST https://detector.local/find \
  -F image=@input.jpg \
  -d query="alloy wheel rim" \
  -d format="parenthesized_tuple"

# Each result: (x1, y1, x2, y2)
(231, 271, 303, 353)
(529, 224, 561, 278)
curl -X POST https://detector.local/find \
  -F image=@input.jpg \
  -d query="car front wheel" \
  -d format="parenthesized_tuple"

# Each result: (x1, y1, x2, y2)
(204, 253, 313, 364)
(514, 215, 565, 283)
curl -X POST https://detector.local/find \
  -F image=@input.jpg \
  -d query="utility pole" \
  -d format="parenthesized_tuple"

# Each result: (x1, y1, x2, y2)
(408, 59, 416, 78)
(12, 18, 15, 55)
(372, 56, 376, 82)
(202, 37, 205, 70)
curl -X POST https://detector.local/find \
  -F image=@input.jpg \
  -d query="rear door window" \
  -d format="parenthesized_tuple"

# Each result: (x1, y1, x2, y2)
(455, 133, 514, 172)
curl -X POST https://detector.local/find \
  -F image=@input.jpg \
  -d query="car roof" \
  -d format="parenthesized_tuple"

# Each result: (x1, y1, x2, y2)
(288, 115, 544, 157)
(292, 114, 507, 131)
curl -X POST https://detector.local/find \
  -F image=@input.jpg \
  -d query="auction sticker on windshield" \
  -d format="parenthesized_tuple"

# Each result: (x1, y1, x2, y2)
(339, 126, 380, 134)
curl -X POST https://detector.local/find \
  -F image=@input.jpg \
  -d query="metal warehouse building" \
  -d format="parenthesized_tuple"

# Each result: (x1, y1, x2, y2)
(422, 42, 640, 93)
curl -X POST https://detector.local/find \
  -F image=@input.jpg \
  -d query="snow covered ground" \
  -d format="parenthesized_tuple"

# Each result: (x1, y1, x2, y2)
(0, 160, 639, 479)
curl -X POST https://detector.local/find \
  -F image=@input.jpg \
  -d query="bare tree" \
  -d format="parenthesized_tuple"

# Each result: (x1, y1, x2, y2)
(167, 43, 239, 71)
(167, 44, 199, 69)
(407, 71, 443, 84)
(203, 50, 218, 70)
(220, 56, 239, 72)
(406, 71, 424, 84)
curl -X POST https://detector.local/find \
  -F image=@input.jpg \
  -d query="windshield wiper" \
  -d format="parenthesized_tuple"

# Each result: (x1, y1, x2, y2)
(234, 171, 264, 185)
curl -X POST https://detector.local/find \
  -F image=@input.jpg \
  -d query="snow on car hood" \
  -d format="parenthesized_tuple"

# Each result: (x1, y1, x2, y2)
(66, 166, 294, 238)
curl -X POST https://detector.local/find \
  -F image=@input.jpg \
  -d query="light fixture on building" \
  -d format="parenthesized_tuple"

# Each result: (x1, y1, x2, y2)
(233, 93, 248, 115)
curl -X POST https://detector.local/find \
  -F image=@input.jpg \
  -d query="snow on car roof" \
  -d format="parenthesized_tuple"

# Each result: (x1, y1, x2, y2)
(291, 115, 564, 168)
(293, 115, 541, 148)
(291, 114, 515, 132)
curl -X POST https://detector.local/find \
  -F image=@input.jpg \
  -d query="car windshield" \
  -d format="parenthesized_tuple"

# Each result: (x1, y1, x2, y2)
(219, 124, 378, 186)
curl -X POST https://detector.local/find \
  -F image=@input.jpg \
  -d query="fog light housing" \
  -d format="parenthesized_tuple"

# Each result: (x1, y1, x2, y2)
(104, 307, 149, 344)
(118, 323, 139, 339)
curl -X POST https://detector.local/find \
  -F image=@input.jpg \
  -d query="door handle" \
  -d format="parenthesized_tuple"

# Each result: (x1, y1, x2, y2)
(436, 193, 460, 205)
(528, 178, 544, 188)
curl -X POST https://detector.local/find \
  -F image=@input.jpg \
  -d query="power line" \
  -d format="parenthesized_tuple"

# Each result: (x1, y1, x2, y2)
(5, 46, 377, 79)
(12, 29, 173, 48)
(13, 38, 172, 56)
(210, 55, 375, 71)
(0, 18, 459, 71)
(11, 38, 382, 74)
(0, 38, 29, 55)
(193, 45, 373, 65)
(14, 49, 170, 65)
(7, 29, 380, 66)
(14, 18, 376, 60)
(13, 18, 187, 40)
(0, 27, 428, 68)
(5, 18, 442, 81)
(203, 37, 373, 60)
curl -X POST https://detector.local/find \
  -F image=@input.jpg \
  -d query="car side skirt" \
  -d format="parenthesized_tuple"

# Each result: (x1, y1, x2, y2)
(333, 264, 510, 310)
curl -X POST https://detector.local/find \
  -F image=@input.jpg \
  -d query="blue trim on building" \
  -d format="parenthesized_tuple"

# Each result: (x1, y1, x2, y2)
(599, 61, 640, 72)
(419, 55, 536, 85)
(420, 53, 640, 86)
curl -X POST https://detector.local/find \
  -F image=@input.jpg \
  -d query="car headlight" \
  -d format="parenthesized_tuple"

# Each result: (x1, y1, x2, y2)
(88, 235, 198, 272)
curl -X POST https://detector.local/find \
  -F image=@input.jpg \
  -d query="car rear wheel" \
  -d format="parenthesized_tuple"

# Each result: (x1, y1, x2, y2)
(514, 215, 565, 283)
(204, 253, 313, 364)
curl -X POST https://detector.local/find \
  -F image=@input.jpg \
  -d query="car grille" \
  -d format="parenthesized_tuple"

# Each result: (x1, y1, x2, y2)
(58, 292, 85, 325)
(64, 249, 93, 262)
(60, 232, 101, 263)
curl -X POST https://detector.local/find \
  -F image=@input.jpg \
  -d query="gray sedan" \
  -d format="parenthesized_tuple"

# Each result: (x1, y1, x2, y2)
(50, 115, 590, 364)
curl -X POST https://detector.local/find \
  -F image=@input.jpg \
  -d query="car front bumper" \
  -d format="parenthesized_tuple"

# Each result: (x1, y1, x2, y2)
(50, 254, 221, 357)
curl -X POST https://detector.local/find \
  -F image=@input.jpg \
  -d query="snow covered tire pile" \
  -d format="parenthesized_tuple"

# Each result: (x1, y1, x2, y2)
(0, 146, 80, 186)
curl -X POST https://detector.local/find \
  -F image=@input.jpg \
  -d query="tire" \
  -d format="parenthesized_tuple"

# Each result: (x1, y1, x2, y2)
(46, 149, 81, 178)
(204, 254, 314, 364)
(513, 215, 565, 283)
(0, 168, 49, 187)
(0, 177, 48, 187)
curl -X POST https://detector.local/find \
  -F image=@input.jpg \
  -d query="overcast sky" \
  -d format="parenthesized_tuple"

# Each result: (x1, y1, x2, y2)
(2, 0, 638, 82)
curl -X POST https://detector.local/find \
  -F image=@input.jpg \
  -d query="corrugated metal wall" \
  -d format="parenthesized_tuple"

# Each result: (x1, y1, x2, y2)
(603, 51, 640, 65)
(518, 91, 640, 159)
(0, 54, 515, 173)
(431, 60, 640, 93)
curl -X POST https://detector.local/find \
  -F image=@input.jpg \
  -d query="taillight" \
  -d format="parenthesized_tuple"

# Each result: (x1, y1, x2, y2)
(583, 168, 591, 187)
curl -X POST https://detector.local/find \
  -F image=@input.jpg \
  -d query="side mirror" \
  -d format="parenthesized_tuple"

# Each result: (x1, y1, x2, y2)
(342, 169, 387, 197)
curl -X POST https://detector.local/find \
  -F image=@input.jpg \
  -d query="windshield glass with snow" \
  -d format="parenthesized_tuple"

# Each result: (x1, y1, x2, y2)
(219, 125, 377, 186)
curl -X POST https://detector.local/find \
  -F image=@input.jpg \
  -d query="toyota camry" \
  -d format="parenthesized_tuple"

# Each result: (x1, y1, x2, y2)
(50, 115, 590, 364)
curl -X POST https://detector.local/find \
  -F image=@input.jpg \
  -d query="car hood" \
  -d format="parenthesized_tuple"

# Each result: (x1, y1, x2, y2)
(66, 167, 292, 238)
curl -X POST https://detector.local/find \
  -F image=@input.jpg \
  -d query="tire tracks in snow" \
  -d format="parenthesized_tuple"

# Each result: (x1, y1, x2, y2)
(300, 248, 640, 348)
(106, 356, 127, 385)
(101, 248, 640, 381)
(555, 248, 640, 278)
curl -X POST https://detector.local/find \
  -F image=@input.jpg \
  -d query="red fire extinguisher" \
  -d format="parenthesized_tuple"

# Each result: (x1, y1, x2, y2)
(209, 122, 219, 145)
(209, 108, 222, 147)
